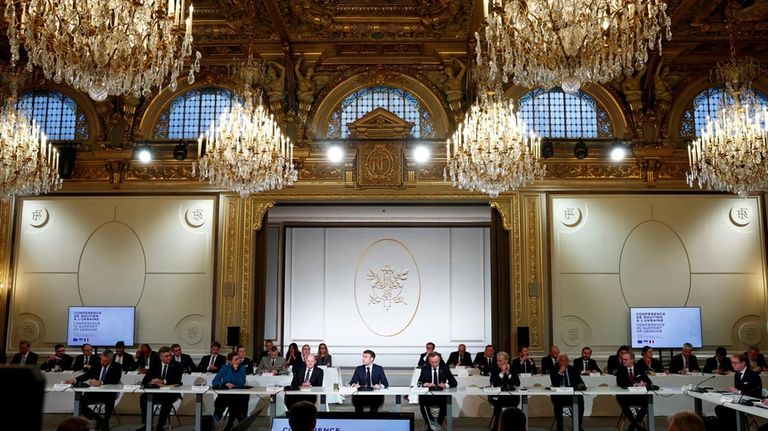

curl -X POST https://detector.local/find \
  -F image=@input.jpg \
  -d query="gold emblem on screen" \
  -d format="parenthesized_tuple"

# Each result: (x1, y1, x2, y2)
(367, 265, 408, 310)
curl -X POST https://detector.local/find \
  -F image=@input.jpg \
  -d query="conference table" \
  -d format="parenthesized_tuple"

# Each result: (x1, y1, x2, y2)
(686, 389, 768, 431)
(410, 367, 768, 417)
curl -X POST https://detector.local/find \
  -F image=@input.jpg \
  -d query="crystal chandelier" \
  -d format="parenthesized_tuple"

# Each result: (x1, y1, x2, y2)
(445, 91, 545, 197)
(686, 19, 768, 197)
(4, 0, 201, 101)
(196, 90, 297, 197)
(0, 92, 62, 198)
(478, 0, 671, 93)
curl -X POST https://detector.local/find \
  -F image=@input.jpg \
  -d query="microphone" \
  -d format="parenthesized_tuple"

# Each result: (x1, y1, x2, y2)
(693, 375, 717, 393)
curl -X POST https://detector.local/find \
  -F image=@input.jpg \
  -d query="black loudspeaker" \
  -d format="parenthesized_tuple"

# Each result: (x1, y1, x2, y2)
(58, 146, 77, 179)
(517, 326, 530, 348)
(227, 326, 240, 346)
(0, 366, 45, 430)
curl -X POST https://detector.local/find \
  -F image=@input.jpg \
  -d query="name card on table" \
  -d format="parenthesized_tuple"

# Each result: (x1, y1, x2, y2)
(339, 386, 357, 395)
(519, 373, 532, 378)
(483, 387, 502, 394)
(454, 367, 470, 377)
(410, 387, 429, 395)
(191, 385, 209, 392)
(52, 383, 72, 391)
(123, 385, 142, 391)
(589, 372, 601, 377)
(266, 386, 282, 394)
(628, 386, 648, 393)
(553, 387, 574, 393)
(690, 372, 703, 376)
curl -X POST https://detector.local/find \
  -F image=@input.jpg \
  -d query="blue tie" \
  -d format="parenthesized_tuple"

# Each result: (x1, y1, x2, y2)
(100, 367, 107, 382)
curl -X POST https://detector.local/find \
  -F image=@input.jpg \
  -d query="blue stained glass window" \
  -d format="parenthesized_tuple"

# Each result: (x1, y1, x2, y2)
(686, 87, 768, 137)
(155, 87, 239, 139)
(17, 91, 86, 140)
(334, 86, 431, 138)
(519, 88, 611, 138)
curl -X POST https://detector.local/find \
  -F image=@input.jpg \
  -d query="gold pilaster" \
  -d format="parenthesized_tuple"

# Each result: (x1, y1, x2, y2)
(220, 196, 243, 344)
(0, 199, 12, 355)
(523, 194, 545, 350)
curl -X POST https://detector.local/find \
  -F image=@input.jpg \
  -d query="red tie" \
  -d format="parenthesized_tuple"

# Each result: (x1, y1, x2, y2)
(629, 368, 635, 383)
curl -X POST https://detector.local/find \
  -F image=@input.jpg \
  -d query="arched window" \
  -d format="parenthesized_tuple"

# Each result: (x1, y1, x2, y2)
(518, 88, 612, 139)
(327, 86, 435, 139)
(17, 90, 88, 140)
(680, 87, 768, 137)
(154, 87, 239, 139)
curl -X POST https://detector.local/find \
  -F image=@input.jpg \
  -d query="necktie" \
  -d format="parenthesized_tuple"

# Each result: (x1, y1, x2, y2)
(487, 358, 491, 368)
(271, 359, 275, 368)
(629, 368, 634, 383)
(116, 355, 122, 365)
(161, 364, 167, 381)
(304, 368, 311, 383)
(209, 355, 215, 368)
(683, 357, 688, 370)
(21, 355, 26, 364)
(100, 367, 107, 382)
(433, 368, 438, 385)
(366, 367, 371, 387)
(583, 361, 587, 371)
(738, 372, 743, 382)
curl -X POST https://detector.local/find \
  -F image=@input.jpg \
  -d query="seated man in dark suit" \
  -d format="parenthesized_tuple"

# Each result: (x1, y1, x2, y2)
(446, 344, 472, 367)
(715, 353, 763, 429)
(474, 344, 496, 375)
(65, 349, 123, 430)
(417, 342, 439, 368)
(541, 345, 560, 375)
(703, 347, 733, 374)
(488, 351, 520, 431)
(72, 343, 97, 372)
(669, 343, 700, 374)
(171, 343, 196, 374)
(235, 345, 255, 375)
(746, 346, 768, 372)
(573, 346, 601, 375)
(197, 341, 227, 373)
(606, 345, 630, 375)
(549, 354, 585, 431)
(138, 346, 184, 431)
(284, 353, 324, 411)
(615, 351, 654, 431)
(41, 344, 73, 371)
(10, 340, 39, 365)
(511, 345, 538, 375)
(349, 349, 389, 413)
(418, 352, 458, 430)
(113, 341, 137, 372)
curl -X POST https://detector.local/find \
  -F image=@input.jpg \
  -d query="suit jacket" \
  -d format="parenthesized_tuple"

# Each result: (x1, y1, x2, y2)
(173, 353, 196, 374)
(473, 353, 497, 373)
(490, 367, 521, 389)
(669, 353, 700, 374)
(72, 354, 98, 372)
(10, 351, 39, 366)
(745, 353, 768, 371)
(113, 353, 138, 372)
(703, 356, 734, 374)
(239, 357, 254, 375)
(142, 360, 183, 398)
(76, 362, 123, 385)
(417, 353, 446, 368)
(197, 353, 227, 373)
(137, 351, 160, 371)
(541, 355, 559, 375)
(289, 366, 324, 388)
(418, 363, 458, 388)
(572, 357, 602, 374)
(734, 368, 763, 398)
(349, 363, 389, 388)
(635, 358, 663, 375)
(446, 351, 473, 367)
(41, 354, 74, 371)
(510, 357, 538, 375)
(257, 356, 285, 374)
(549, 365, 585, 388)
(616, 365, 654, 388)
(606, 354, 621, 375)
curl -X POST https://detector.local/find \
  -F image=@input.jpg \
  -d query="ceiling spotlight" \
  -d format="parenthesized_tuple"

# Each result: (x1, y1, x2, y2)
(610, 139, 627, 161)
(412, 144, 430, 164)
(574, 140, 588, 159)
(173, 143, 188, 161)
(327, 145, 344, 164)
(136, 146, 152, 163)
(541, 141, 554, 159)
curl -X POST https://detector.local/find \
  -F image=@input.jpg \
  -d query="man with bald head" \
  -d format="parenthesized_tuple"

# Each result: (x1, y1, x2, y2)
(549, 354, 585, 431)
(541, 345, 560, 375)
(285, 353, 323, 411)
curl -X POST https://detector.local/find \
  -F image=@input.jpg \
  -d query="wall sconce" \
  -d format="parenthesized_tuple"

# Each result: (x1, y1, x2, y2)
(134, 144, 153, 163)
(610, 139, 627, 161)
(574, 140, 588, 159)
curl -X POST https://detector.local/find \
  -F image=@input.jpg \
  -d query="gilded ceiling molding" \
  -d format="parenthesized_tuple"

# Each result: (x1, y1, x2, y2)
(489, 199, 512, 232)
(249, 199, 274, 232)
(309, 71, 451, 140)
(505, 83, 629, 139)
(524, 194, 544, 350)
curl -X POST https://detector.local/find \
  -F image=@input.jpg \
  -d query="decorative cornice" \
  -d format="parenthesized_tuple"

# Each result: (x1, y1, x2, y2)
(249, 200, 275, 232)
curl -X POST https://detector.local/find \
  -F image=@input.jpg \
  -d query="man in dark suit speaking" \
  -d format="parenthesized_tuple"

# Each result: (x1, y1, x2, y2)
(550, 354, 585, 431)
(715, 353, 763, 428)
(285, 353, 324, 410)
(417, 352, 457, 430)
(349, 349, 389, 413)
(10, 340, 39, 366)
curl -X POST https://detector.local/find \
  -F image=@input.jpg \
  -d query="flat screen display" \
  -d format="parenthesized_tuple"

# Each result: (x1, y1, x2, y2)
(630, 307, 702, 349)
(66, 306, 135, 347)
(271, 412, 413, 431)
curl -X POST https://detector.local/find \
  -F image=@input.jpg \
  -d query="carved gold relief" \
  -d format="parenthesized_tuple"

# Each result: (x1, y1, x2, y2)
(356, 141, 404, 189)
(510, 194, 522, 330)
(524, 195, 543, 349)
(544, 162, 642, 179)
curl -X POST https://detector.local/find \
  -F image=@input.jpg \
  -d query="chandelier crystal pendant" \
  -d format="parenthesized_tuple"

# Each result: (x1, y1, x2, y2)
(686, 15, 768, 197)
(478, 0, 671, 93)
(445, 92, 545, 197)
(0, 96, 62, 198)
(195, 90, 297, 197)
(4, 0, 201, 101)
